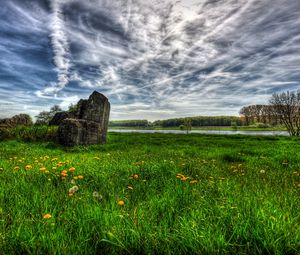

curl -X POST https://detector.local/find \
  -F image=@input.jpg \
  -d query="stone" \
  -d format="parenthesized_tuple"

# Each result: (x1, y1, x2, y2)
(58, 119, 103, 146)
(49, 112, 76, 126)
(0, 114, 33, 128)
(57, 91, 110, 146)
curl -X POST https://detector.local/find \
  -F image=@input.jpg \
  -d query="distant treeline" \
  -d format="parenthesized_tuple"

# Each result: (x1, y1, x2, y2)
(109, 116, 242, 127)
(109, 120, 150, 127)
(239, 105, 280, 126)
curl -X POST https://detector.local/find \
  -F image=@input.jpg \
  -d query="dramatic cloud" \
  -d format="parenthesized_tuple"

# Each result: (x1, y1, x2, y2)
(0, 0, 300, 120)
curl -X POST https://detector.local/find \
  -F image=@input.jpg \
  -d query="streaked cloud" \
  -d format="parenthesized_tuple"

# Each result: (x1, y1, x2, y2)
(0, 0, 300, 120)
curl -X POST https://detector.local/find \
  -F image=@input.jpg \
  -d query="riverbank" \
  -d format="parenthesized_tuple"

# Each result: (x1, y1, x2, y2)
(108, 126, 287, 131)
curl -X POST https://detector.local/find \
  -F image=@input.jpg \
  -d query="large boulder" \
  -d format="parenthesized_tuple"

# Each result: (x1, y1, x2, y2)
(49, 112, 76, 126)
(58, 119, 103, 146)
(57, 91, 110, 146)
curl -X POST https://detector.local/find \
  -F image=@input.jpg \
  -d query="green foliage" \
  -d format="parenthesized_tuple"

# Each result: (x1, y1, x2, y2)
(68, 103, 78, 113)
(0, 125, 58, 142)
(109, 119, 150, 127)
(153, 116, 242, 127)
(183, 117, 192, 134)
(35, 105, 62, 125)
(0, 133, 299, 254)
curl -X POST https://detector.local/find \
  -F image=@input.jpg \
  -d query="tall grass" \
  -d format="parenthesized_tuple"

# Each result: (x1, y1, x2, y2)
(0, 133, 299, 254)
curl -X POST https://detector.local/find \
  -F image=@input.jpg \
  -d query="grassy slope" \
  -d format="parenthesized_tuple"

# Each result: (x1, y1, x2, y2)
(0, 133, 299, 254)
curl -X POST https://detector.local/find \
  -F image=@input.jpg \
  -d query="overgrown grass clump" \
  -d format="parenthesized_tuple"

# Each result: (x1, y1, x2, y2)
(0, 133, 299, 254)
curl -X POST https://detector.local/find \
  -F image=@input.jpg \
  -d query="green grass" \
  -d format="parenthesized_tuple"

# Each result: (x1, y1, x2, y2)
(0, 133, 299, 254)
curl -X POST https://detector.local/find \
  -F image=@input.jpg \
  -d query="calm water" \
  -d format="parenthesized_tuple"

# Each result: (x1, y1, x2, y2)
(109, 129, 289, 136)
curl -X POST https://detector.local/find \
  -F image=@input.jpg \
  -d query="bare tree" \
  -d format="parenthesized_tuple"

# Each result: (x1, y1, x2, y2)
(269, 90, 300, 136)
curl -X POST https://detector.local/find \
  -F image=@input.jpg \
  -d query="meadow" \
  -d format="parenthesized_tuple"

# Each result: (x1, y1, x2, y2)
(0, 133, 299, 254)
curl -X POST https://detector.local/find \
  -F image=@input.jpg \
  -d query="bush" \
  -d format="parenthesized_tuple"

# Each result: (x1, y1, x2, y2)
(0, 125, 58, 142)
(0, 127, 12, 141)
(256, 123, 270, 128)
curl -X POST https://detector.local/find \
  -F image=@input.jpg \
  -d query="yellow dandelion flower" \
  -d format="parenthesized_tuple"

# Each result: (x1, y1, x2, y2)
(133, 174, 139, 179)
(25, 165, 32, 170)
(43, 213, 52, 219)
(296, 183, 300, 187)
(117, 200, 125, 206)
(181, 176, 188, 181)
(69, 167, 75, 172)
(77, 175, 84, 180)
(40, 167, 46, 171)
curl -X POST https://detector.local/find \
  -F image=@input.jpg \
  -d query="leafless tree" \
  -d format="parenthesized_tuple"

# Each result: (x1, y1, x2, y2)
(269, 90, 300, 136)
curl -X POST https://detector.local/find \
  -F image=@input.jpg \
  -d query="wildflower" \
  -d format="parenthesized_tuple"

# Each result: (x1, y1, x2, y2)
(69, 185, 79, 195)
(92, 191, 102, 200)
(117, 200, 125, 206)
(127, 185, 133, 190)
(40, 167, 46, 171)
(176, 173, 184, 178)
(73, 176, 78, 180)
(77, 175, 84, 180)
(25, 165, 32, 170)
(296, 183, 300, 187)
(45, 170, 49, 174)
(133, 174, 139, 179)
(43, 214, 52, 219)
(181, 176, 188, 181)
(69, 167, 75, 172)
(189, 180, 198, 184)
(61, 170, 68, 177)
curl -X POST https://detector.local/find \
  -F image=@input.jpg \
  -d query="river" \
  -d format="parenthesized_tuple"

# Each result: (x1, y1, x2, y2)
(108, 129, 289, 136)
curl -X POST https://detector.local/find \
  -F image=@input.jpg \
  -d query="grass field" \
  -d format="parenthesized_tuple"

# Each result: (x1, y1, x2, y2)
(0, 133, 299, 254)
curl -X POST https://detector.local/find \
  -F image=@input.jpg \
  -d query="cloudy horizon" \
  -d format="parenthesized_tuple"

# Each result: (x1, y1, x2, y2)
(1, 0, 300, 121)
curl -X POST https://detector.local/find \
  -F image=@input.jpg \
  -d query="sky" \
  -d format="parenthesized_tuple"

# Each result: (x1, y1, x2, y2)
(0, 0, 300, 121)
